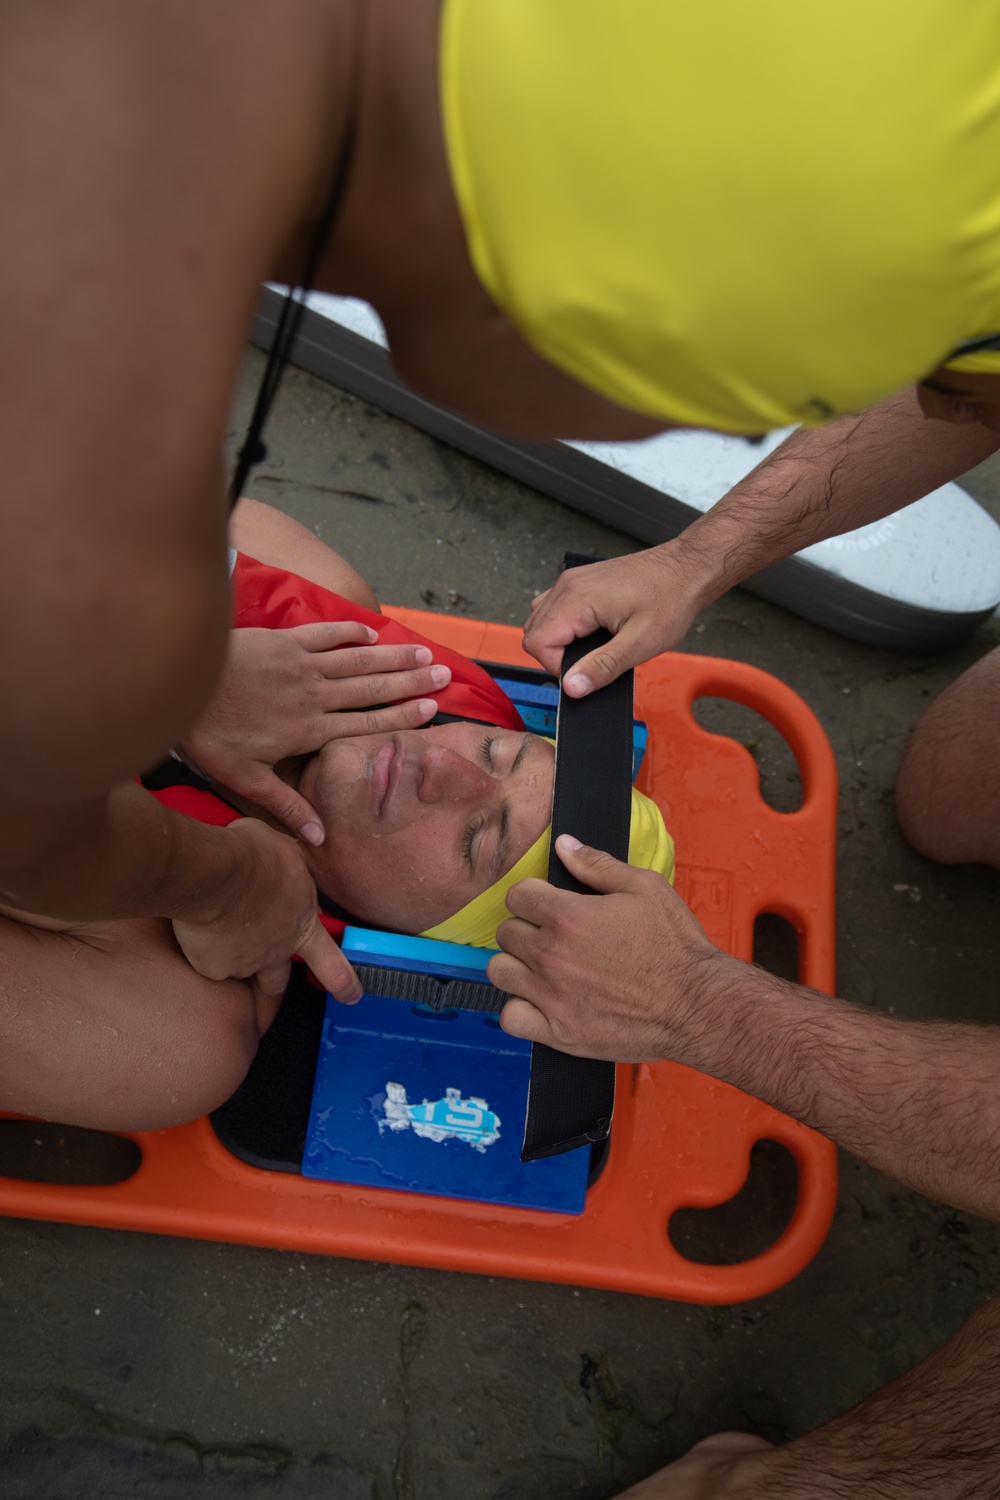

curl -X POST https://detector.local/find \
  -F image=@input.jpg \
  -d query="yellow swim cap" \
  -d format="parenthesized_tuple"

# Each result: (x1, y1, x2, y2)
(442, 0, 1000, 433)
(420, 785, 675, 949)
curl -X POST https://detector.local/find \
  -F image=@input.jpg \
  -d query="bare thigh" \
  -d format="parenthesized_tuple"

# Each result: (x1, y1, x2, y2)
(0, 910, 279, 1132)
(895, 643, 1000, 868)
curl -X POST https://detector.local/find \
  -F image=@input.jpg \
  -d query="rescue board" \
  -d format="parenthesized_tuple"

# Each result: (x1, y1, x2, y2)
(253, 288, 1000, 653)
(0, 615, 838, 1305)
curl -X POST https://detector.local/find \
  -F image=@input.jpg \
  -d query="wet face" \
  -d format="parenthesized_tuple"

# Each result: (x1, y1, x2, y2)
(297, 723, 554, 932)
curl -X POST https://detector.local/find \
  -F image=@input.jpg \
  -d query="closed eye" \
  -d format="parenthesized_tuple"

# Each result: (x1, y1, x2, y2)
(464, 732, 533, 873)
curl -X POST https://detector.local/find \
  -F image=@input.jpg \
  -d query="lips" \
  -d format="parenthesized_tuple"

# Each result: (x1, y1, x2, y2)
(372, 741, 397, 816)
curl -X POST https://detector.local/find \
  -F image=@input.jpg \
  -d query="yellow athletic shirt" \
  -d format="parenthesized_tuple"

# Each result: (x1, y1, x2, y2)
(440, 0, 1000, 432)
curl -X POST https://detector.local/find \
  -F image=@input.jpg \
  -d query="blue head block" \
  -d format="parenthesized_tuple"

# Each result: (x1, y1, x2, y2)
(303, 992, 589, 1213)
(341, 927, 495, 984)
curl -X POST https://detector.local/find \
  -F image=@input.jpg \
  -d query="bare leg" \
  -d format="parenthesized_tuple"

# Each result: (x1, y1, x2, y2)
(612, 1435, 772, 1498)
(895, 643, 1000, 869)
(230, 497, 380, 611)
(0, 908, 279, 1131)
(613, 1296, 1000, 1498)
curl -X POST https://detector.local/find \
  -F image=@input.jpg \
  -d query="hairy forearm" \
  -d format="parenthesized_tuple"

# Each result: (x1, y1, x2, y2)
(670, 387, 1000, 609)
(695, 958, 1000, 1221)
(494, 847, 1000, 1219)
(0, 780, 242, 924)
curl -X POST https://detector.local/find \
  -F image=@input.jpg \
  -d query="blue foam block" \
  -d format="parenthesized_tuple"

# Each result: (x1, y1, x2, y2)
(493, 676, 560, 707)
(342, 927, 495, 979)
(632, 722, 648, 778)
(517, 702, 558, 735)
(303, 994, 589, 1213)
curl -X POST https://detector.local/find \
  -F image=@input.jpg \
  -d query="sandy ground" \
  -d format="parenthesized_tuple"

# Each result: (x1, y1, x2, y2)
(0, 349, 998, 1498)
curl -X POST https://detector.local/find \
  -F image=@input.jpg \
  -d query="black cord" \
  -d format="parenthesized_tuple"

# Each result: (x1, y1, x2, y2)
(229, 4, 364, 511)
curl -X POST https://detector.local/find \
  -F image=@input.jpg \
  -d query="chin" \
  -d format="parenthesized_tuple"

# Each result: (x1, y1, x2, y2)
(310, 867, 444, 938)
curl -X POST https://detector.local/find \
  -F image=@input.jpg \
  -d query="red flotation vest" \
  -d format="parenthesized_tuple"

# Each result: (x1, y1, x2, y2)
(148, 553, 523, 939)
(231, 553, 521, 727)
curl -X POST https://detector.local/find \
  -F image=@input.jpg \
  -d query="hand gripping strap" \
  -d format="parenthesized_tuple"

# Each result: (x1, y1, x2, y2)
(520, 611, 633, 1162)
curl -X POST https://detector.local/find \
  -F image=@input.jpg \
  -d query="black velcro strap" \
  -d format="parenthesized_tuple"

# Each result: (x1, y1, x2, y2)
(520, 611, 633, 1162)
(352, 964, 510, 1015)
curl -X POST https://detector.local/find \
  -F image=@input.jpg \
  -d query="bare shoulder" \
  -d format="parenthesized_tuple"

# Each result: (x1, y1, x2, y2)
(0, 1, 349, 798)
(0, 0, 340, 484)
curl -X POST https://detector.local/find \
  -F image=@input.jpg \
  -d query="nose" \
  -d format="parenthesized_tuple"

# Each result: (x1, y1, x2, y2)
(416, 745, 492, 805)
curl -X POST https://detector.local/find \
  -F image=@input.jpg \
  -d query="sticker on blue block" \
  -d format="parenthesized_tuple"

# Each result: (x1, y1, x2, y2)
(379, 1082, 501, 1151)
(302, 993, 589, 1213)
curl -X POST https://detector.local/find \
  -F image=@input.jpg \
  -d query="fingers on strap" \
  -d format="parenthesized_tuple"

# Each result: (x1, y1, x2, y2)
(553, 837, 635, 894)
(498, 996, 551, 1044)
(522, 607, 590, 677)
(562, 618, 654, 696)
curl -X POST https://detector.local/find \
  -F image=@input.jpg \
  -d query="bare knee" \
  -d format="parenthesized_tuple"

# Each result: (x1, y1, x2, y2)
(895, 648, 1000, 869)
(0, 914, 278, 1133)
(104, 976, 274, 1132)
(23, 977, 268, 1134)
(895, 717, 977, 863)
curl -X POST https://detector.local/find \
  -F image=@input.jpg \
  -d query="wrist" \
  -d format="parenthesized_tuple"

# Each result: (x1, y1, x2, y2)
(638, 948, 755, 1080)
(153, 811, 250, 925)
(660, 523, 740, 619)
(671, 951, 821, 1095)
(658, 948, 756, 1075)
(683, 955, 889, 1134)
(676, 505, 773, 608)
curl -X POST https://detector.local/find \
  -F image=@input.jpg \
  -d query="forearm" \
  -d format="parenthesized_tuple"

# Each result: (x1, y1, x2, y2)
(698, 957, 1000, 1220)
(0, 780, 243, 925)
(669, 387, 1000, 610)
(496, 845, 1000, 1219)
